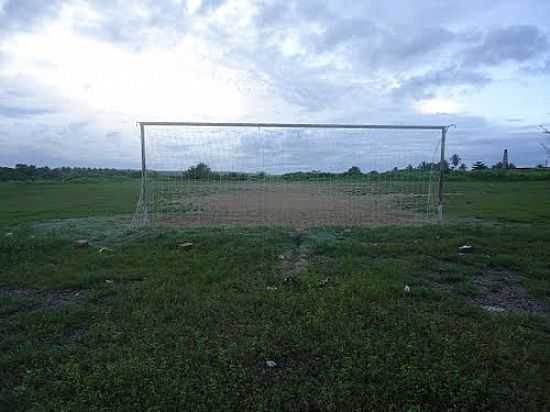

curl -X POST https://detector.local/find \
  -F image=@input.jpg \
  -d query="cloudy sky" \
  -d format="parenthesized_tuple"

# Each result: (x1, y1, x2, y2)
(1, 0, 549, 169)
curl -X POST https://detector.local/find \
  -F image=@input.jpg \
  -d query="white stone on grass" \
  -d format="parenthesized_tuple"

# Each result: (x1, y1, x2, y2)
(319, 278, 330, 287)
(481, 305, 505, 313)
(265, 360, 277, 368)
(458, 245, 474, 254)
(74, 239, 89, 248)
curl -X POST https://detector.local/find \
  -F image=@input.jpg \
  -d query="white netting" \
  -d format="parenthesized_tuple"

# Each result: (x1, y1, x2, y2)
(132, 125, 444, 228)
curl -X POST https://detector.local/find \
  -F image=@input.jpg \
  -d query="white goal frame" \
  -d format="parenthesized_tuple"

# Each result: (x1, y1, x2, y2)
(135, 121, 453, 225)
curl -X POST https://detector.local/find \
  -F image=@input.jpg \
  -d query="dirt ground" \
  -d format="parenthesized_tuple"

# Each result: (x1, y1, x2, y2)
(468, 271, 550, 315)
(0, 287, 86, 309)
(152, 182, 435, 227)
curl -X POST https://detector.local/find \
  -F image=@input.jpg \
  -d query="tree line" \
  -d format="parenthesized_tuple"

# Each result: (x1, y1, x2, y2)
(1, 155, 545, 182)
(0, 164, 140, 181)
(180, 156, 517, 180)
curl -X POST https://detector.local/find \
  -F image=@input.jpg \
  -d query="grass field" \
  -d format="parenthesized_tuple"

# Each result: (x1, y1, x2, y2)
(1, 178, 550, 410)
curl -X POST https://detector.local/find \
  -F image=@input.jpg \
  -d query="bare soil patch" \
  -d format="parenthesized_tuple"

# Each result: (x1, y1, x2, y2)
(1, 287, 86, 309)
(279, 231, 310, 284)
(157, 183, 433, 227)
(467, 271, 549, 315)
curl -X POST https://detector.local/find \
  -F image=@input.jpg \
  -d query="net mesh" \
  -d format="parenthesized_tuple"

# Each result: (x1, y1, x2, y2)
(132, 125, 443, 228)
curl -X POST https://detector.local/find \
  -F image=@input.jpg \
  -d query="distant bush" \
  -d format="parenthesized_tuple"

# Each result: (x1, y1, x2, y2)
(446, 169, 550, 181)
(2, 162, 548, 183)
(0, 164, 141, 182)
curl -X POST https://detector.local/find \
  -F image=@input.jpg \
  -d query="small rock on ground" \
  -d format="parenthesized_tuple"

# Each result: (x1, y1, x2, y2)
(481, 305, 506, 313)
(265, 360, 277, 368)
(319, 278, 330, 287)
(74, 239, 89, 248)
(458, 245, 474, 254)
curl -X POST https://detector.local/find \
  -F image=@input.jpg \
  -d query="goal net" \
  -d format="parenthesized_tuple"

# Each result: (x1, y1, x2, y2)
(132, 123, 448, 228)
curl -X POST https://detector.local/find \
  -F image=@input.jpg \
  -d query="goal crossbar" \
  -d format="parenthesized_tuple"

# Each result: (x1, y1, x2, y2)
(138, 121, 453, 131)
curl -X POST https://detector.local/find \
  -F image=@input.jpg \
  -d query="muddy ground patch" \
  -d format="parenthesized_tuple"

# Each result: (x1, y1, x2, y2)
(466, 271, 549, 315)
(1, 287, 87, 310)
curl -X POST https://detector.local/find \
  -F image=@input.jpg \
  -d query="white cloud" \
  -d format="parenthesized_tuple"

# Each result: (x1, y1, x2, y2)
(416, 98, 463, 115)
(186, 0, 202, 15)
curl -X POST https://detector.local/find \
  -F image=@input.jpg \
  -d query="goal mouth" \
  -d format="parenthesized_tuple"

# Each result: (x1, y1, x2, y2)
(132, 122, 450, 228)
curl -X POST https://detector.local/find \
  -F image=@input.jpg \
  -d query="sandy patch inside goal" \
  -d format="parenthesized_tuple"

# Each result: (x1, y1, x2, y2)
(153, 182, 435, 227)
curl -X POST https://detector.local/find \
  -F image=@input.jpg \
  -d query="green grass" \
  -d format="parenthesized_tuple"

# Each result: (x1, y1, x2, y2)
(446, 181, 550, 223)
(1, 178, 549, 411)
(0, 178, 139, 226)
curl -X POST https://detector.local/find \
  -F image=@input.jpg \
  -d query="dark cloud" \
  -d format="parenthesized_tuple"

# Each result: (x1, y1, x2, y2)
(360, 26, 458, 72)
(75, 0, 190, 47)
(541, 59, 550, 74)
(0, 0, 64, 36)
(395, 67, 491, 99)
(524, 58, 550, 75)
(312, 18, 379, 51)
(241, 50, 355, 112)
(463, 25, 549, 67)
(194, 0, 226, 14)
(0, 104, 51, 118)
(314, 21, 457, 71)
(256, 6, 459, 73)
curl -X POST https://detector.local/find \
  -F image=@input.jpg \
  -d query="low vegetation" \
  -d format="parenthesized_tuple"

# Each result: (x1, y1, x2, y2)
(0, 164, 141, 182)
(4, 158, 549, 183)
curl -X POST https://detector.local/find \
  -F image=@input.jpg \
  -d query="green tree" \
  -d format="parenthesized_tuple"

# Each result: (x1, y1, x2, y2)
(450, 154, 461, 170)
(472, 161, 488, 170)
(185, 162, 212, 179)
(417, 161, 431, 171)
(345, 166, 362, 175)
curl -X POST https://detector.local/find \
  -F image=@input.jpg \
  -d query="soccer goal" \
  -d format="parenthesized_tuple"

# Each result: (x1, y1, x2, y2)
(132, 122, 451, 228)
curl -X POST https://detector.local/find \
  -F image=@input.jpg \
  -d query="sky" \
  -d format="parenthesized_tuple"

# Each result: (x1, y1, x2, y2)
(0, 0, 550, 170)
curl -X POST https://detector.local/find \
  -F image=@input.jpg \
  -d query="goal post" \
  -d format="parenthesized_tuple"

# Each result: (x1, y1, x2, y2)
(132, 122, 452, 228)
